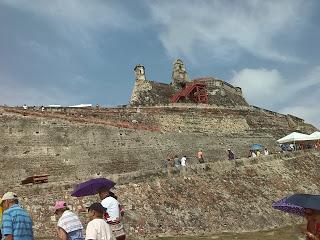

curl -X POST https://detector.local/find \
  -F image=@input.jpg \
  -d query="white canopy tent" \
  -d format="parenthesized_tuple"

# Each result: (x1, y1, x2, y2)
(309, 131, 320, 140)
(277, 132, 313, 144)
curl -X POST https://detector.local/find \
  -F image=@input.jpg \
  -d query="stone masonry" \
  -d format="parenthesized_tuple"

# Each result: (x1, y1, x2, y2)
(129, 59, 248, 107)
(1, 150, 320, 239)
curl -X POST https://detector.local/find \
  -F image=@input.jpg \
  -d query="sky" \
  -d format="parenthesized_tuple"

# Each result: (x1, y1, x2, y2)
(0, 0, 319, 128)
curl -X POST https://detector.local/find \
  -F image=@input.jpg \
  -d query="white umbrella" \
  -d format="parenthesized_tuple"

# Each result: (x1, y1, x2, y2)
(277, 132, 312, 144)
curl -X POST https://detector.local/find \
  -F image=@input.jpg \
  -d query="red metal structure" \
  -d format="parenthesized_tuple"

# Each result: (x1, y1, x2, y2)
(170, 81, 208, 104)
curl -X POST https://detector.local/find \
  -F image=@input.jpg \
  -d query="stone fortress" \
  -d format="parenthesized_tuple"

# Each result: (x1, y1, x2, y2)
(0, 59, 319, 239)
(130, 59, 248, 107)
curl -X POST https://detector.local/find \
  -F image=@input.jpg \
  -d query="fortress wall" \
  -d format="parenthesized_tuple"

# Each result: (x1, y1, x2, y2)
(130, 79, 153, 105)
(129, 80, 175, 106)
(130, 77, 248, 107)
(195, 78, 248, 106)
(1, 150, 319, 239)
(195, 78, 244, 96)
(0, 106, 317, 189)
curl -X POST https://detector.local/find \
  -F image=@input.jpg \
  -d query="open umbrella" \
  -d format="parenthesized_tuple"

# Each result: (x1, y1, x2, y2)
(71, 178, 116, 197)
(250, 144, 263, 151)
(272, 196, 305, 216)
(286, 194, 320, 211)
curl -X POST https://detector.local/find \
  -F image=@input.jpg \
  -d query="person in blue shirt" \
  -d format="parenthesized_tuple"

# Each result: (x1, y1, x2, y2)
(1, 192, 33, 240)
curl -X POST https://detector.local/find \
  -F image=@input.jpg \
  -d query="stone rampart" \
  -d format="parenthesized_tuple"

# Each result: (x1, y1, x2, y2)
(129, 76, 248, 107)
(0, 105, 318, 239)
(194, 77, 243, 96)
(1, 150, 319, 239)
(0, 105, 317, 189)
(129, 79, 175, 106)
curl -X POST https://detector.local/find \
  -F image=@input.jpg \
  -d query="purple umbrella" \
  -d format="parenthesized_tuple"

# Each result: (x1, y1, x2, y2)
(272, 196, 305, 216)
(71, 178, 116, 197)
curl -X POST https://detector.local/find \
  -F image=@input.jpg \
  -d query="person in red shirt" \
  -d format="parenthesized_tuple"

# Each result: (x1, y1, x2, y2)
(303, 209, 320, 240)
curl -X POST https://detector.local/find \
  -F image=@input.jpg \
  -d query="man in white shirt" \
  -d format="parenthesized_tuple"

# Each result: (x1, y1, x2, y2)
(264, 148, 269, 155)
(86, 202, 113, 240)
(180, 156, 187, 167)
(98, 187, 126, 240)
(180, 155, 187, 176)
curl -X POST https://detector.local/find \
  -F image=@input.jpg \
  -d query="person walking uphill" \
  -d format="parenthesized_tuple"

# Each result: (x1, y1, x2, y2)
(85, 202, 113, 240)
(54, 200, 84, 240)
(1, 192, 33, 240)
(98, 187, 126, 240)
(197, 149, 204, 163)
(227, 149, 235, 160)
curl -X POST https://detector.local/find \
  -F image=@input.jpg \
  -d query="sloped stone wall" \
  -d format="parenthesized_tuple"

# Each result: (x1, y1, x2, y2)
(2, 151, 320, 239)
(0, 105, 317, 186)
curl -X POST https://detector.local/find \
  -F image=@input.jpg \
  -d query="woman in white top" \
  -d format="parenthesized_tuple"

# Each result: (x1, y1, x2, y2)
(98, 187, 126, 240)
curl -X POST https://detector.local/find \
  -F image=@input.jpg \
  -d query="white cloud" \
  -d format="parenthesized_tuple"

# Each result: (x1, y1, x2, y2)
(147, 0, 309, 63)
(230, 68, 289, 108)
(230, 66, 320, 128)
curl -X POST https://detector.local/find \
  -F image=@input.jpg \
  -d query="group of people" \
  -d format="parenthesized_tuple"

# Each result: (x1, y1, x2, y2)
(249, 148, 269, 158)
(163, 147, 271, 171)
(0, 187, 125, 240)
(164, 155, 187, 173)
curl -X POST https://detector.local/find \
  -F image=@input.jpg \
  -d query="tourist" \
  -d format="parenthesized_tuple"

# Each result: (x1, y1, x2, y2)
(54, 200, 84, 240)
(173, 155, 181, 171)
(290, 143, 295, 151)
(98, 187, 126, 240)
(1, 192, 33, 240)
(303, 209, 318, 240)
(166, 156, 174, 176)
(0, 204, 3, 239)
(197, 149, 204, 163)
(264, 148, 269, 155)
(22, 104, 28, 110)
(227, 149, 235, 160)
(109, 191, 125, 217)
(163, 158, 168, 171)
(180, 155, 187, 176)
(85, 202, 113, 240)
(256, 150, 261, 156)
(181, 155, 187, 167)
(251, 151, 257, 157)
(298, 209, 320, 240)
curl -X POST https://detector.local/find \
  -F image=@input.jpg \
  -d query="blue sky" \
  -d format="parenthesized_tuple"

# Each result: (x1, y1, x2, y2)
(0, 0, 319, 128)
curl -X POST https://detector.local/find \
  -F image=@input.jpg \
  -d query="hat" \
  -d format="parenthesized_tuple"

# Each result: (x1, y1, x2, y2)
(53, 200, 67, 213)
(87, 202, 106, 214)
(0, 192, 18, 204)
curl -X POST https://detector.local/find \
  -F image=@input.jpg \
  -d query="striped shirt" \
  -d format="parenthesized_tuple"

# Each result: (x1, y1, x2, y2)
(57, 210, 84, 240)
(1, 204, 33, 240)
